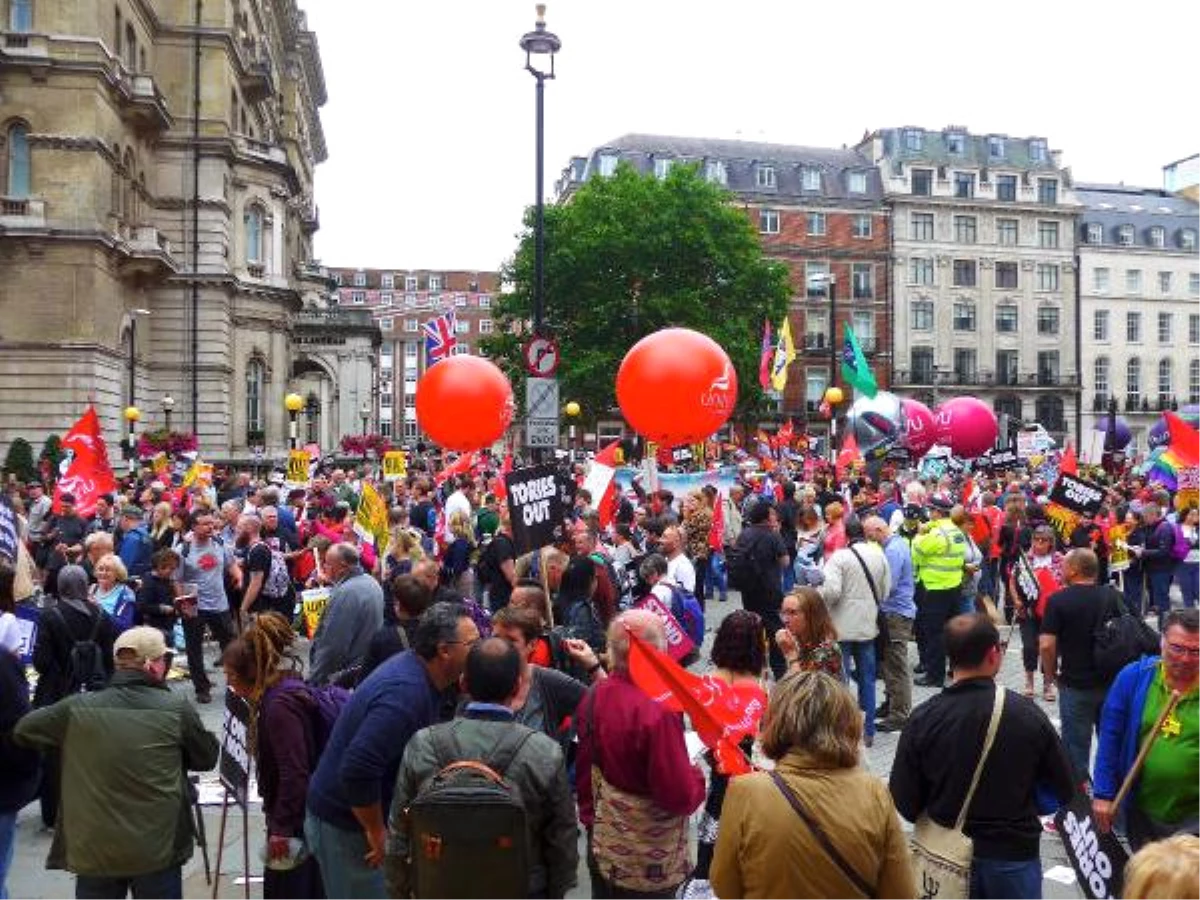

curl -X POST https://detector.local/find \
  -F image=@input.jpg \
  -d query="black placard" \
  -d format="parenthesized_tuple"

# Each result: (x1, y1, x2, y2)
(0, 495, 17, 563)
(1054, 792, 1128, 899)
(671, 446, 693, 463)
(1011, 552, 1040, 609)
(505, 464, 566, 556)
(978, 444, 1020, 471)
(218, 689, 252, 808)
(1049, 474, 1104, 516)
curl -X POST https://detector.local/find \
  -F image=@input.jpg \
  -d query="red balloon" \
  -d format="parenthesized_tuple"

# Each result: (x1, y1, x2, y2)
(901, 398, 937, 458)
(415, 356, 513, 451)
(934, 396, 998, 459)
(616, 329, 737, 446)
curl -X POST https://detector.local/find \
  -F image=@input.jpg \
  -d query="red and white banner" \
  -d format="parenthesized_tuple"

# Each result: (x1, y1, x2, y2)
(53, 406, 118, 517)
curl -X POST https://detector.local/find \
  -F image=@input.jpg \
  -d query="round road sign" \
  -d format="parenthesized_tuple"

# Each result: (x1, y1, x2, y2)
(522, 336, 560, 376)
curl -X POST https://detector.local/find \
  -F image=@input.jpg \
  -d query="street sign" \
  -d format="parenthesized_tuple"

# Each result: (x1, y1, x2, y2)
(525, 377, 560, 420)
(522, 336, 560, 377)
(526, 419, 558, 448)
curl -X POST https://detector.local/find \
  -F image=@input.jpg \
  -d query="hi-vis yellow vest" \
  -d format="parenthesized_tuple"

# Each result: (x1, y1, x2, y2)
(913, 519, 967, 590)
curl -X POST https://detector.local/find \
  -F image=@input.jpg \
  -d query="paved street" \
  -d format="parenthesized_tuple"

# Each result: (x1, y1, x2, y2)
(8, 591, 1091, 899)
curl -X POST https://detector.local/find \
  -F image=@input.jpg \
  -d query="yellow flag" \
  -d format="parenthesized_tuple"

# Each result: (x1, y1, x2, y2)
(771, 317, 795, 392)
(354, 481, 389, 548)
(382, 451, 407, 481)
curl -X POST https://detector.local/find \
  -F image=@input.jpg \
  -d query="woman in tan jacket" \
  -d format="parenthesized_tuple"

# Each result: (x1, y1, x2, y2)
(711, 670, 915, 899)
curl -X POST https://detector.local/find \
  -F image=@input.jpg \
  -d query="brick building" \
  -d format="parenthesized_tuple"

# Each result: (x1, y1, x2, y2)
(326, 267, 500, 441)
(556, 134, 892, 444)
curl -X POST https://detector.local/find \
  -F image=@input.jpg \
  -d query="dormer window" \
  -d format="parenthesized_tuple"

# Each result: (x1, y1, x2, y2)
(597, 153, 618, 177)
(1087, 223, 1103, 245)
(405, 275, 418, 291)
(1150, 226, 1165, 248)
(946, 133, 965, 154)
(848, 171, 867, 194)
(904, 129, 923, 151)
(755, 164, 776, 189)
(988, 136, 1005, 158)
(429, 274, 442, 291)
(801, 166, 821, 191)
(1180, 229, 1197, 251)
(1119, 225, 1134, 246)
(353, 271, 366, 287)
(1029, 139, 1047, 163)
(704, 159, 727, 186)
(653, 157, 673, 180)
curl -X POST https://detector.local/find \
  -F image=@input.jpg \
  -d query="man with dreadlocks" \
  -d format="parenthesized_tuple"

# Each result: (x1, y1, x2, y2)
(223, 613, 332, 898)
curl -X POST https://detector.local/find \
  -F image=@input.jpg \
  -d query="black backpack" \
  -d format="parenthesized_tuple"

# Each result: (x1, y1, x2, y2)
(56, 605, 108, 694)
(406, 721, 534, 898)
(1093, 589, 1160, 683)
(726, 531, 762, 592)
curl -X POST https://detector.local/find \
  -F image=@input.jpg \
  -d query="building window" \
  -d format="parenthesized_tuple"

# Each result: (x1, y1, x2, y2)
(245, 359, 264, 433)
(1147, 226, 1165, 248)
(756, 164, 776, 189)
(953, 302, 976, 331)
(800, 166, 821, 191)
(350, 291, 366, 304)
(759, 209, 780, 234)
(353, 271, 366, 287)
(1036, 396, 1064, 430)
(995, 261, 1019, 289)
(404, 318, 418, 333)
(954, 348, 977, 382)
(954, 215, 977, 243)
(380, 273, 394, 289)
(1036, 264, 1059, 292)
(911, 213, 934, 241)
(1127, 358, 1141, 403)
(653, 157, 673, 180)
(9, 0, 32, 31)
(946, 132, 965, 154)
(479, 294, 492, 308)
(806, 262, 830, 298)
(996, 305, 1018, 333)
(332, 272, 343, 285)
(1191, 274, 1200, 296)
(405, 342, 418, 358)
(1190, 360, 1200, 405)
(1126, 269, 1142, 294)
(1037, 178, 1058, 204)
(848, 171, 867, 193)
(454, 294, 468, 307)
(1191, 314, 1200, 344)
(1030, 139, 1047, 162)
(429, 275, 442, 291)
(1158, 271, 1172, 295)
(405, 275, 418, 291)
(1094, 357, 1109, 397)
(597, 153, 618, 177)
(852, 214, 872, 238)
(1094, 310, 1109, 342)
(996, 350, 1019, 385)
(705, 159, 727, 185)
(807, 212, 826, 236)
(1158, 312, 1173, 343)
(954, 172, 975, 198)
(1038, 351, 1060, 385)
(805, 370, 828, 405)
(905, 129, 923, 151)
(1037, 306, 1060, 335)
(996, 174, 1017, 202)
(953, 259, 977, 287)
(455, 319, 469, 334)
(1127, 311, 1141, 343)
(851, 263, 872, 299)
(1182, 230, 1197, 251)
(988, 136, 1005, 158)
(911, 168, 932, 196)
(380, 317, 393, 331)
(910, 257, 934, 286)
(378, 420, 393, 438)
(244, 205, 263, 264)
(1118, 225, 1136, 246)
(911, 301, 934, 330)
(1159, 359, 1173, 400)
(1038, 221, 1059, 248)
(1087, 223, 1103, 244)
(997, 218, 1019, 246)
(1094, 267, 1110, 293)
(911, 348, 934, 383)
(3, 122, 31, 198)
(479, 319, 493, 334)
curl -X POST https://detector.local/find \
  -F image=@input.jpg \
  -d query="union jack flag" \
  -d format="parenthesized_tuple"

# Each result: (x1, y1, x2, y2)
(423, 311, 458, 366)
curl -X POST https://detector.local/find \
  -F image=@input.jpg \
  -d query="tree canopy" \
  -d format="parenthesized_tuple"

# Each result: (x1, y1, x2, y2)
(482, 163, 791, 429)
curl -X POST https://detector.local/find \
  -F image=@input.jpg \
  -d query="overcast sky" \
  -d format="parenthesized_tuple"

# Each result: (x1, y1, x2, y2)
(303, 0, 1197, 274)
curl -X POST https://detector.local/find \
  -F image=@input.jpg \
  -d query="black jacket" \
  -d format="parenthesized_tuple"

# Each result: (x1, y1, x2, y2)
(890, 678, 1074, 860)
(32, 600, 117, 707)
(0, 651, 41, 813)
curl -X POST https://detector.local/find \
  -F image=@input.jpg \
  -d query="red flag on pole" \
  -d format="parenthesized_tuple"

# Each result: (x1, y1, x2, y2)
(1060, 442, 1078, 476)
(626, 629, 765, 775)
(757, 320, 773, 390)
(53, 406, 118, 517)
(836, 432, 860, 483)
(490, 453, 513, 502)
(434, 451, 478, 486)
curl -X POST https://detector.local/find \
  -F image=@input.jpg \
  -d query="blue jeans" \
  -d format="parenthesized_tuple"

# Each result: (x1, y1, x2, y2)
(970, 856, 1041, 899)
(1177, 562, 1198, 608)
(839, 640, 877, 738)
(780, 555, 796, 594)
(74, 865, 182, 899)
(304, 811, 385, 899)
(708, 552, 727, 600)
(0, 812, 14, 900)
(1058, 684, 1107, 788)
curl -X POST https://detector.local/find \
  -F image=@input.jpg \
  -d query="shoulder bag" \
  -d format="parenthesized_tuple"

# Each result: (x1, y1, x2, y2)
(849, 545, 889, 662)
(909, 684, 1005, 899)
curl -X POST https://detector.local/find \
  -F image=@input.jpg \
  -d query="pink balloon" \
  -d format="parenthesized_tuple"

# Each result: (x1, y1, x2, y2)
(901, 398, 937, 458)
(935, 396, 998, 459)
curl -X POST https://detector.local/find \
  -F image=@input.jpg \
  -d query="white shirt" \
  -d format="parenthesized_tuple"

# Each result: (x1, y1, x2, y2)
(443, 490, 472, 541)
(666, 553, 696, 593)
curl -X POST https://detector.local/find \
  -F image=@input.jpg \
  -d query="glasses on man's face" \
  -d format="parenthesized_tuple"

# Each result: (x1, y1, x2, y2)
(1165, 642, 1200, 659)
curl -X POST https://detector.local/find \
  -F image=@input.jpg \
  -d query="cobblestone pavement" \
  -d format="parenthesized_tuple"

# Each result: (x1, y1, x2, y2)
(9, 590, 1094, 898)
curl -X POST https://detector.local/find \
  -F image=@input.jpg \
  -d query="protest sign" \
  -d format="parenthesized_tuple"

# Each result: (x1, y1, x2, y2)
(1107, 523, 1130, 574)
(354, 481, 388, 547)
(505, 464, 566, 556)
(218, 689, 253, 807)
(14, 604, 39, 666)
(1176, 467, 1198, 512)
(1011, 552, 1041, 610)
(300, 587, 330, 640)
(382, 450, 407, 481)
(286, 449, 310, 485)
(635, 592, 697, 664)
(1055, 792, 1128, 899)
(0, 495, 18, 563)
(1049, 474, 1105, 516)
(1044, 502, 1083, 544)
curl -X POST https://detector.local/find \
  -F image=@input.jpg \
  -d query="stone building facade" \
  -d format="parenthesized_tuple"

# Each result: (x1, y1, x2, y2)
(859, 127, 1082, 445)
(0, 0, 337, 460)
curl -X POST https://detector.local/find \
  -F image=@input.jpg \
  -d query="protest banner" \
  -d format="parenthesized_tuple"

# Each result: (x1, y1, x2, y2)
(214, 688, 254, 899)
(1107, 523, 1130, 574)
(354, 481, 388, 548)
(382, 450, 408, 481)
(286, 449, 310, 485)
(0, 495, 18, 563)
(1049, 474, 1105, 516)
(1044, 502, 1083, 544)
(634, 592, 697, 664)
(1176, 467, 1198, 511)
(300, 587, 330, 640)
(1010, 552, 1041, 611)
(1055, 792, 1127, 899)
(505, 463, 566, 556)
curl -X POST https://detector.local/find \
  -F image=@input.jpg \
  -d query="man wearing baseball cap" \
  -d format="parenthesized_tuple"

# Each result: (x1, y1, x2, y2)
(14, 627, 218, 897)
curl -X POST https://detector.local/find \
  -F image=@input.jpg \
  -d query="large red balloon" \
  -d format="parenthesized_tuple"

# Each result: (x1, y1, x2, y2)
(616, 328, 737, 446)
(901, 398, 937, 458)
(934, 396, 998, 459)
(415, 356, 513, 451)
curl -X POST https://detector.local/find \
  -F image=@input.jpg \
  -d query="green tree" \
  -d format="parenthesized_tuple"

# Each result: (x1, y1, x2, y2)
(39, 434, 64, 475)
(2, 438, 37, 484)
(482, 163, 790, 429)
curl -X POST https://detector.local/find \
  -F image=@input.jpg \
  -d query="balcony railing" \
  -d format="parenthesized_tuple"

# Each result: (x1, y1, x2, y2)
(0, 196, 45, 222)
(802, 334, 826, 351)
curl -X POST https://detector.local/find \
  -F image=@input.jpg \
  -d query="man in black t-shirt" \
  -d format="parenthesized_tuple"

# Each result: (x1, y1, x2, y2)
(1039, 548, 1117, 788)
(733, 499, 789, 678)
(482, 507, 518, 612)
(236, 513, 294, 620)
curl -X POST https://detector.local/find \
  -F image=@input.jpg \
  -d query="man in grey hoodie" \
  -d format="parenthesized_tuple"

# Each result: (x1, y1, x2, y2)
(307, 543, 385, 686)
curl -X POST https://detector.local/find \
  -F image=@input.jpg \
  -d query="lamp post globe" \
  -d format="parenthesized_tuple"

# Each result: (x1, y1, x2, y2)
(123, 406, 141, 476)
(161, 394, 175, 433)
(285, 392, 304, 450)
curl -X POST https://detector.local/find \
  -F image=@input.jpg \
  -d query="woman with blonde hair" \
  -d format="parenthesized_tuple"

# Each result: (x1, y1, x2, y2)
(90, 553, 135, 632)
(1123, 834, 1199, 899)
(441, 509, 476, 595)
(711, 671, 913, 898)
(149, 501, 176, 551)
(383, 522, 424, 582)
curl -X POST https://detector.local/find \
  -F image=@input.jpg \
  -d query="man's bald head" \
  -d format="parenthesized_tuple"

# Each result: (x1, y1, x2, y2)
(862, 515, 890, 544)
(607, 609, 666, 670)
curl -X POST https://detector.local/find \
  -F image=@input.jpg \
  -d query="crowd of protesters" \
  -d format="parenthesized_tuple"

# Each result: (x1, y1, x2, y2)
(0, 445, 1197, 899)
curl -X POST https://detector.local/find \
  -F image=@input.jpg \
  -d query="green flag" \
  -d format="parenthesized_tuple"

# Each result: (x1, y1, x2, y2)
(841, 324, 878, 398)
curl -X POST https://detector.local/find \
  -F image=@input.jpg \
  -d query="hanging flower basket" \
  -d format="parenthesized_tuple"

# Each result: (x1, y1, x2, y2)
(137, 429, 199, 459)
(339, 433, 392, 457)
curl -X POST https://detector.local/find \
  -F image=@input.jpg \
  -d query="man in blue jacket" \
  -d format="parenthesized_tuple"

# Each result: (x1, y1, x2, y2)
(116, 504, 154, 580)
(1093, 607, 1198, 849)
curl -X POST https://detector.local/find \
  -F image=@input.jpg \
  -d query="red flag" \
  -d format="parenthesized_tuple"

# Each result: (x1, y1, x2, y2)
(490, 453, 513, 502)
(626, 629, 765, 776)
(961, 476, 978, 509)
(758, 320, 773, 390)
(590, 440, 624, 529)
(1060, 442, 1078, 476)
(836, 432, 860, 482)
(53, 406, 118, 517)
(708, 491, 725, 552)
(434, 451, 478, 486)
(1163, 411, 1200, 468)
(777, 418, 794, 450)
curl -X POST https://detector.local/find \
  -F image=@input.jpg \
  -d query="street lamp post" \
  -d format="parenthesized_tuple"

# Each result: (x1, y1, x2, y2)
(162, 394, 175, 434)
(123, 405, 141, 477)
(822, 387, 844, 465)
(565, 400, 580, 458)
(285, 392, 304, 452)
(519, 4, 561, 338)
